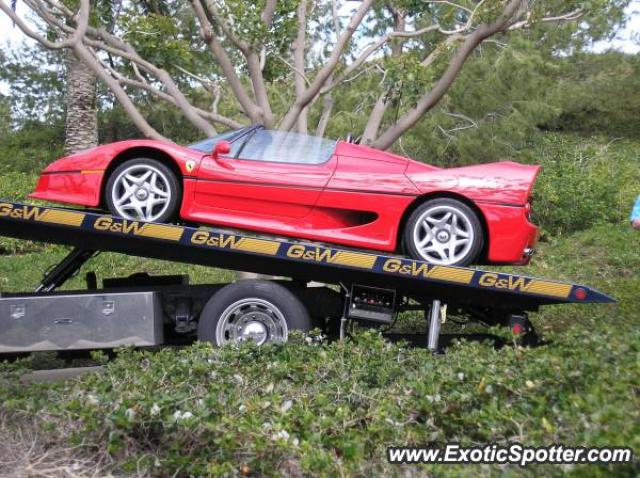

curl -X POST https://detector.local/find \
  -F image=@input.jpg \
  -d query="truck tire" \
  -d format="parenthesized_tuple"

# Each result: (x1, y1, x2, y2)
(197, 280, 311, 346)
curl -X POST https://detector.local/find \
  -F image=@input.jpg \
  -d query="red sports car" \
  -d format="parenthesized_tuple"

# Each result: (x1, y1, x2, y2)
(31, 125, 540, 266)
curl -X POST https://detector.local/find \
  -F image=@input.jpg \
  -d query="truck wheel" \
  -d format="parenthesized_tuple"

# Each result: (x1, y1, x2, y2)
(198, 280, 311, 346)
(105, 158, 181, 223)
(404, 198, 483, 266)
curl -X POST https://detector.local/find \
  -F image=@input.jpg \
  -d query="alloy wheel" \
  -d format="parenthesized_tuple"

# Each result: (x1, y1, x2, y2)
(412, 205, 475, 265)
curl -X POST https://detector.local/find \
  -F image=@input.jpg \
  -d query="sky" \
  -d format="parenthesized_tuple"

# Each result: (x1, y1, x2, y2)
(0, 0, 638, 96)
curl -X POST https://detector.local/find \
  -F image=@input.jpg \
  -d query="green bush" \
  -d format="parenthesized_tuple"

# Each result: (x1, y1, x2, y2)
(0, 172, 46, 254)
(528, 134, 639, 237)
(3, 324, 638, 477)
(0, 122, 64, 175)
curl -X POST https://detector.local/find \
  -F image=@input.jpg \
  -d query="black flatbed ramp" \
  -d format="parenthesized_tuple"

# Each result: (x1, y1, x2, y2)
(0, 201, 614, 309)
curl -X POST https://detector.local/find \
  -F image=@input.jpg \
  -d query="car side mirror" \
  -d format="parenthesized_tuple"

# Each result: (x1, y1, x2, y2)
(213, 140, 231, 157)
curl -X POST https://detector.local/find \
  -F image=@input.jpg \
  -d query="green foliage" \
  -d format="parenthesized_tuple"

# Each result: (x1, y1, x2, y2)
(0, 123, 64, 175)
(0, 94, 10, 137)
(0, 222, 637, 476)
(528, 134, 639, 237)
(120, 12, 197, 71)
(0, 171, 51, 255)
(549, 52, 640, 137)
(0, 45, 65, 126)
(0, 134, 638, 475)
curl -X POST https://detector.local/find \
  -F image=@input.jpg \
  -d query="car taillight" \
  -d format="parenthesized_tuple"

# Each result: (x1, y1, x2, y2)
(525, 202, 532, 219)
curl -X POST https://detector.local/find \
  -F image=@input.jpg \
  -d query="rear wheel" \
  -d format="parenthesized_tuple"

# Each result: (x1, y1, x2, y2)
(105, 158, 180, 223)
(198, 280, 312, 346)
(404, 198, 483, 266)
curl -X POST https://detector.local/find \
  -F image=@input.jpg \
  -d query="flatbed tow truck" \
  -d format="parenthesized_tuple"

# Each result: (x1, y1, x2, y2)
(0, 201, 614, 354)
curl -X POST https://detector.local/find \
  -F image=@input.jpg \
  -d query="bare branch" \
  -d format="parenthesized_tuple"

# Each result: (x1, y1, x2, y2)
(201, 0, 250, 54)
(104, 66, 243, 130)
(73, 44, 167, 140)
(261, 0, 277, 26)
(1, 0, 89, 49)
(421, 33, 463, 66)
(423, 0, 473, 15)
(315, 89, 333, 137)
(293, 0, 308, 133)
(444, 110, 478, 127)
(173, 64, 214, 89)
(211, 82, 221, 116)
(373, 0, 527, 149)
(361, 94, 390, 145)
(279, 0, 375, 131)
(199, 0, 274, 125)
(190, 0, 262, 122)
(321, 23, 441, 96)
(246, 53, 275, 126)
(279, 56, 311, 86)
(508, 8, 584, 30)
(21, 0, 235, 135)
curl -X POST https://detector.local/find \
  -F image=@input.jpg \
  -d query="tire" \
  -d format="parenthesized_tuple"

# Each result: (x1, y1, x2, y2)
(403, 198, 483, 266)
(197, 280, 312, 346)
(105, 158, 181, 223)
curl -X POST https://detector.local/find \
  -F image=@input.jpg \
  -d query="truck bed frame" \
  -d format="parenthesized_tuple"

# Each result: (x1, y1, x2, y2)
(0, 201, 614, 353)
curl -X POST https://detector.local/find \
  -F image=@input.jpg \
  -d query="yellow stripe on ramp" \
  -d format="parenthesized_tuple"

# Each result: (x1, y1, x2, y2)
(138, 223, 184, 241)
(40, 209, 85, 227)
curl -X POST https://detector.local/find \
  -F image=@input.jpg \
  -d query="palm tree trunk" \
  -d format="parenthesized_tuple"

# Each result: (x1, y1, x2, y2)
(63, 50, 98, 155)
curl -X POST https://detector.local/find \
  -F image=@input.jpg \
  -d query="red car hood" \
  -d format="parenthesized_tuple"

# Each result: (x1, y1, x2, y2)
(406, 160, 541, 206)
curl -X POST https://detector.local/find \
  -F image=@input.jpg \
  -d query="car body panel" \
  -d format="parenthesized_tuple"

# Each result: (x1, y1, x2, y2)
(31, 170, 105, 206)
(29, 131, 541, 264)
(193, 154, 338, 219)
(406, 160, 541, 206)
(476, 202, 538, 264)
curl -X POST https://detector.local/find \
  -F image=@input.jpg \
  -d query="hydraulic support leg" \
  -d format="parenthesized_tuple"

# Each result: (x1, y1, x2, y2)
(427, 299, 442, 352)
(339, 283, 351, 341)
(34, 248, 97, 293)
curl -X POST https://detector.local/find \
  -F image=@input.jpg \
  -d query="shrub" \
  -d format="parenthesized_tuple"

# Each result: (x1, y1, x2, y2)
(529, 134, 639, 237)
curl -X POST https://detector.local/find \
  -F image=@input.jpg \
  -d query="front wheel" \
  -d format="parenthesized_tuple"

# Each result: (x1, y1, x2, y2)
(403, 198, 484, 266)
(105, 158, 180, 223)
(198, 280, 312, 347)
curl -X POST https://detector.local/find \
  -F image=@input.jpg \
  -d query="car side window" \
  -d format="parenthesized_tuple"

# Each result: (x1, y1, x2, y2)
(237, 130, 336, 164)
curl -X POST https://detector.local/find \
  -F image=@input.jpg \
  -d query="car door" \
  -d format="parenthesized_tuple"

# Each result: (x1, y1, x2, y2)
(194, 129, 337, 219)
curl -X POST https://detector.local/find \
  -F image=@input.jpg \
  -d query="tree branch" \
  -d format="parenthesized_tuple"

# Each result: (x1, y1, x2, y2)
(279, 0, 375, 131)
(21, 0, 233, 136)
(199, 1, 274, 126)
(508, 8, 584, 30)
(292, 0, 308, 133)
(190, 0, 262, 122)
(320, 23, 440, 96)
(373, 0, 526, 149)
(261, 0, 277, 26)
(73, 44, 167, 140)
(1, 0, 89, 49)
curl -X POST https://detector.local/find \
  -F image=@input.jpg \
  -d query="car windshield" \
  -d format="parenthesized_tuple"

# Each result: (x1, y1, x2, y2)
(186, 127, 252, 153)
(187, 127, 337, 165)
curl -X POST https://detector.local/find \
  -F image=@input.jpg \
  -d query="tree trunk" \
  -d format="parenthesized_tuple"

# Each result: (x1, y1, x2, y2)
(63, 50, 98, 155)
